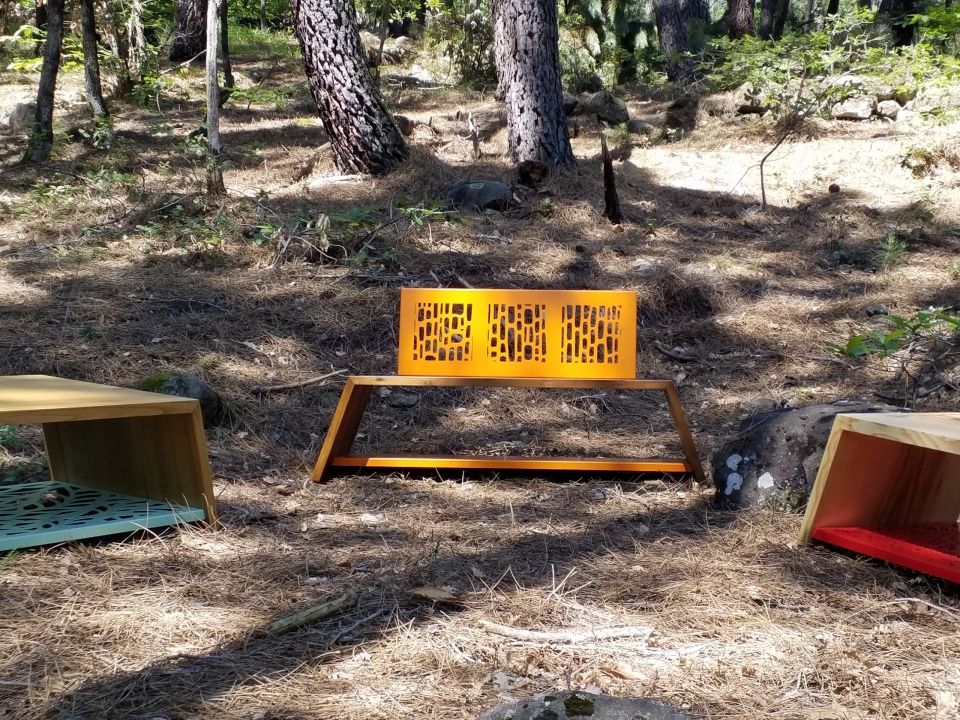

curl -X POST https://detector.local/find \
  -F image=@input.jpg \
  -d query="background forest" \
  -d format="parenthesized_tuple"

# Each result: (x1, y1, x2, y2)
(1, 0, 960, 718)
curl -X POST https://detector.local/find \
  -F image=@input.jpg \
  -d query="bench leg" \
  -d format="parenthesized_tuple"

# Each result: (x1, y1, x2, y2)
(663, 382, 707, 486)
(311, 379, 373, 482)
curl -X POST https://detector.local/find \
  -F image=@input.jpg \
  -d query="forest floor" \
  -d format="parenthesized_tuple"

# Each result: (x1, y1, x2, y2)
(1, 37, 960, 720)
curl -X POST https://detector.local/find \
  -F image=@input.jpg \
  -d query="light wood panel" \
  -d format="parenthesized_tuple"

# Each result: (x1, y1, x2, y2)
(0, 375, 194, 423)
(331, 455, 692, 473)
(799, 413, 960, 544)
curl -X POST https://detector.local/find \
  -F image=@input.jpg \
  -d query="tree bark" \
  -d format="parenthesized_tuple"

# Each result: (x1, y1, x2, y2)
(292, 0, 408, 175)
(25, 0, 63, 162)
(758, 0, 776, 38)
(728, 0, 755, 38)
(600, 134, 621, 225)
(878, 0, 916, 45)
(653, 0, 696, 82)
(500, 0, 574, 168)
(220, 0, 234, 90)
(772, 0, 789, 37)
(79, 0, 109, 118)
(206, 0, 225, 194)
(826, 0, 840, 15)
(171, 0, 207, 62)
(260, 0, 268, 29)
(491, 0, 510, 100)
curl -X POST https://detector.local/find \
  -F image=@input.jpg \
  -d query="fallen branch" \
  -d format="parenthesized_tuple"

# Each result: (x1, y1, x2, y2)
(654, 342, 699, 363)
(252, 369, 347, 394)
(478, 619, 654, 644)
(268, 589, 358, 635)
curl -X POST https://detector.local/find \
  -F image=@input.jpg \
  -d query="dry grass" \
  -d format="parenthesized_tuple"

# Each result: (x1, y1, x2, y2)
(1, 47, 960, 720)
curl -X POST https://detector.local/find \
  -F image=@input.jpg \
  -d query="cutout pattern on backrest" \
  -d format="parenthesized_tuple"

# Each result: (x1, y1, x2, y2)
(488, 303, 548, 363)
(561, 303, 622, 365)
(411, 301, 473, 363)
(398, 289, 637, 378)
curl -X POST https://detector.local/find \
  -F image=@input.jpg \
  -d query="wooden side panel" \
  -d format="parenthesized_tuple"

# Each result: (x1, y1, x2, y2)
(663, 382, 707, 486)
(397, 288, 637, 379)
(311, 380, 373, 482)
(800, 426, 960, 540)
(42, 408, 216, 520)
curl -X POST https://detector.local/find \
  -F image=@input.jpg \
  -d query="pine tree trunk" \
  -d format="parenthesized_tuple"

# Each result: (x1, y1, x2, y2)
(292, 0, 408, 175)
(653, 0, 695, 82)
(25, 0, 63, 162)
(491, 0, 510, 100)
(171, 0, 207, 62)
(758, 0, 776, 38)
(728, 0, 755, 38)
(206, 0, 225, 194)
(772, 0, 789, 37)
(79, 0, 109, 118)
(499, 0, 574, 168)
(220, 0, 234, 90)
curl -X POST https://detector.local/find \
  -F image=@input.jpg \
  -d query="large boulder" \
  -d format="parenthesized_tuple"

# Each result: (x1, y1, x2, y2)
(876, 100, 900, 120)
(478, 692, 691, 720)
(1, 102, 35, 131)
(138, 371, 231, 427)
(713, 400, 903, 511)
(585, 91, 629, 125)
(447, 181, 514, 212)
(831, 97, 877, 121)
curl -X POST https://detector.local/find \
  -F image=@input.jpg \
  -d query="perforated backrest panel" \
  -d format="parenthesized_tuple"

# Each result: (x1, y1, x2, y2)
(397, 289, 637, 378)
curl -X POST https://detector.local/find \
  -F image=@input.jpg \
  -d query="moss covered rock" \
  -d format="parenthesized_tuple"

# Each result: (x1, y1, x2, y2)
(138, 371, 230, 427)
(478, 691, 690, 720)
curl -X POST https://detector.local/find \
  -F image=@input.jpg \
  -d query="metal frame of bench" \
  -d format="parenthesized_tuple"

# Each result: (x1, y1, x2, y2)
(312, 289, 705, 483)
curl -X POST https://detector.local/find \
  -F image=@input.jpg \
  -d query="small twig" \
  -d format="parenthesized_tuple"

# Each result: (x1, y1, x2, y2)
(654, 341, 699, 363)
(267, 589, 358, 635)
(477, 619, 654, 644)
(328, 605, 391, 645)
(252, 369, 347, 394)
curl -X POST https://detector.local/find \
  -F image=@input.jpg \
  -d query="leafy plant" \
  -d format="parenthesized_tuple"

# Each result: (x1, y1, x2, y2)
(871, 231, 909, 271)
(827, 307, 960, 359)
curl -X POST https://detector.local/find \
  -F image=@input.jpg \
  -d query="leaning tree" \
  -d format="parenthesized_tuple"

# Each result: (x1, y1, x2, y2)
(493, 0, 575, 169)
(291, 0, 408, 175)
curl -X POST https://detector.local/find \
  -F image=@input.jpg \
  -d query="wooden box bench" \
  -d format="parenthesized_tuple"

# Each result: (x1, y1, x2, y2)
(799, 412, 960, 583)
(0, 375, 216, 551)
(312, 288, 705, 483)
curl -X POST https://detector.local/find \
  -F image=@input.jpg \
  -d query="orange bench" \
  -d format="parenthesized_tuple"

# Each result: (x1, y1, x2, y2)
(312, 288, 705, 483)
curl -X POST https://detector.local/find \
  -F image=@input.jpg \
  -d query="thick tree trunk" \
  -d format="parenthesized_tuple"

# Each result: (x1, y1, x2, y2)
(171, 0, 207, 62)
(500, 0, 574, 168)
(292, 0, 408, 175)
(728, 0, 755, 38)
(758, 0, 776, 38)
(206, 0, 225, 194)
(772, 0, 789, 37)
(653, 0, 695, 82)
(79, 0, 109, 118)
(25, 0, 63, 162)
(826, 0, 840, 15)
(491, 0, 510, 100)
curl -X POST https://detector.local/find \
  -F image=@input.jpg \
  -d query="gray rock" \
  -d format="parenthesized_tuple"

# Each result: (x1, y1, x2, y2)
(563, 92, 582, 116)
(740, 397, 779, 413)
(876, 100, 900, 119)
(627, 118, 656, 135)
(630, 257, 658, 273)
(831, 96, 877, 121)
(1, 102, 35, 131)
(138, 371, 231, 427)
(865, 303, 889, 317)
(386, 390, 419, 408)
(571, 73, 604, 93)
(713, 400, 904, 511)
(585, 90, 629, 125)
(894, 86, 918, 104)
(478, 691, 691, 720)
(447, 181, 514, 212)
(633, 112, 683, 129)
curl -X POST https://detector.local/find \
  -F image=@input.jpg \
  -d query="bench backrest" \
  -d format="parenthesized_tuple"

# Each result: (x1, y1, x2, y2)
(397, 288, 637, 379)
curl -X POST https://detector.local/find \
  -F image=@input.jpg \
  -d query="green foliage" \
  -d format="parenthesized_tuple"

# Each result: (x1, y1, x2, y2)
(951, 263, 960, 281)
(0, 425, 25, 451)
(871, 231, 909, 271)
(229, 25, 299, 58)
(425, 0, 495, 85)
(827, 307, 960, 359)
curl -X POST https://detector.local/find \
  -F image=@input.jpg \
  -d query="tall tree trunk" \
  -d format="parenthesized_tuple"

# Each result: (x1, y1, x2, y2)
(79, 0, 109, 118)
(292, 0, 408, 175)
(34, 0, 47, 53)
(260, 0, 268, 29)
(758, 0, 776, 38)
(500, 0, 574, 168)
(171, 0, 207, 62)
(220, 0, 234, 90)
(127, 0, 147, 79)
(25, 0, 62, 162)
(728, 0, 755, 38)
(826, 0, 840, 15)
(491, 0, 510, 100)
(206, 0, 225, 194)
(878, 0, 917, 45)
(653, 0, 695, 82)
(772, 0, 789, 37)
